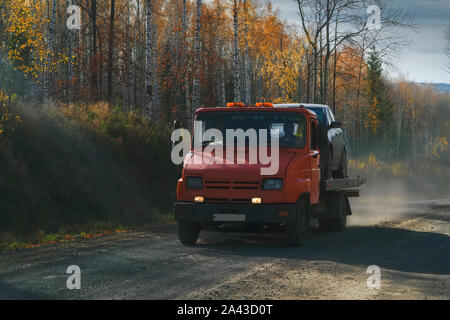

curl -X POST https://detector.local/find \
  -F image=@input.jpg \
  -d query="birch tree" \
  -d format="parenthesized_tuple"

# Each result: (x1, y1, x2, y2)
(233, 0, 240, 102)
(146, 0, 153, 118)
(43, 0, 57, 102)
(243, 0, 250, 105)
(91, 0, 98, 101)
(67, 0, 74, 104)
(192, 0, 202, 112)
(107, 0, 116, 103)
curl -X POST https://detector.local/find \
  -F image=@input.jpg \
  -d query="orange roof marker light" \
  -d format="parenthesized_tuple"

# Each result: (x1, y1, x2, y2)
(227, 102, 245, 107)
(255, 102, 274, 108)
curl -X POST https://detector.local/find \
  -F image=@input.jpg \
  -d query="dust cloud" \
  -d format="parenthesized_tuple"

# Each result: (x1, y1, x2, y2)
(347, 168, 450, 226)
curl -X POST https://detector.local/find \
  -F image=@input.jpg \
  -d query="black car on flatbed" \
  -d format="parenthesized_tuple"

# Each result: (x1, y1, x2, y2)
(274, 103, 347, 180)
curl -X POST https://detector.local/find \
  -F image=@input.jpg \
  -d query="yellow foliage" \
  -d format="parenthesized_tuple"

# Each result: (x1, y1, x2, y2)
(256, 36, 305, 102)
(0, 89, 9, 107)
(2, 0, 68, 81)
(240, 3, 305, 103)
(430, 137, 448, 159)
(365, 97, 381, 133)
(368, 153, 379, 167)
(0, 88, 22, 135)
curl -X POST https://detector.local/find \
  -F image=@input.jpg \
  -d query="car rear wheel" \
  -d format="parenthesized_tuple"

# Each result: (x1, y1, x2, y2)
(178, 221, 201, 246)
(287, 199, 308, 246)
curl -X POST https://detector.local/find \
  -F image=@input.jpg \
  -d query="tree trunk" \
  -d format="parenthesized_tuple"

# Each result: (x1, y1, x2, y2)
(233, 0, 240, 102)
(192, 0, 202, 112)
(152, 19, 159, 112)
(43, 0, 57, 103)
(68, 0, 74, 104)
(332, 18, 338, 111)
(243, 0, 250, 105)
(306, 54, 311, 102)
(107, 0, 116, 103)
(91, 0, 98, 102)
(312, 45, 318, 103)
(145, 0, 153, 118)
(219, 44, 226, 107)
(323, 0, 331, 106)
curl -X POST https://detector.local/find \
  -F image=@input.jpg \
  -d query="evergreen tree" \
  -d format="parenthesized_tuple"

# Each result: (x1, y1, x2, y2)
(366, 47, 394, 156)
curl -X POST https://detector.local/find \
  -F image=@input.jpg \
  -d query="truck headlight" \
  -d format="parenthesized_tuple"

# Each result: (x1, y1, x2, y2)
(187, 177, 203, 189)
(262, 178, 283, 190)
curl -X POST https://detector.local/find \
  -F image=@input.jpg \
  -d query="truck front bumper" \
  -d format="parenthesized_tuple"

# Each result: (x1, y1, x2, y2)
(174, 202, 296, 224)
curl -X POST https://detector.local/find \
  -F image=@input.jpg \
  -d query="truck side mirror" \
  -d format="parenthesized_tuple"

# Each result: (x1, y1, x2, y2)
(330, 121, 342, 129)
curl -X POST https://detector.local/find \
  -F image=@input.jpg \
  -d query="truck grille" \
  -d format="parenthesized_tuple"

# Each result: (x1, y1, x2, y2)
(205, 198, 252, 203)
(205, 180, 260, 190)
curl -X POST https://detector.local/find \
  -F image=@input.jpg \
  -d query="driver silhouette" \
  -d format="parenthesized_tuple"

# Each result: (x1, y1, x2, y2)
(281, 122, 298, 146)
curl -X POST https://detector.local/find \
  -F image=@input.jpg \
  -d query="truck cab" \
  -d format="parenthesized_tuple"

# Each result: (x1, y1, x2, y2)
(174, 103, 363, 246)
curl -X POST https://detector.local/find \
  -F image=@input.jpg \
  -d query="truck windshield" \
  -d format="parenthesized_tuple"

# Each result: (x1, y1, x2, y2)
(194, 112, 306, 149)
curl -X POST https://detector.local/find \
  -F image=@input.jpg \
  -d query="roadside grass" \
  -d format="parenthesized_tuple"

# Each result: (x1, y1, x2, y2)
(0, 227, 128, 251)
(0, 100, 180, 248)
(0, 212, 177, 251)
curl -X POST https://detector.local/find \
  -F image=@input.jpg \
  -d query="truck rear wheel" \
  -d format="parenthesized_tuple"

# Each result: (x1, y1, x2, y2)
(318, 217, 346, 232)
(287, 199, 308, 246)
(177, 221, 201, 246)
(319, 192, 346, 232)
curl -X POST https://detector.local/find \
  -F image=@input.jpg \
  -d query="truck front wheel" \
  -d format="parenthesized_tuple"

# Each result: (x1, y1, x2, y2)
(177, 221, 201, 246)
(287, 200, 308, 246)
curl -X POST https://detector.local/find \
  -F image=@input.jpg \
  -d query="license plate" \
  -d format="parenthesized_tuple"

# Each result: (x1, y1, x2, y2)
(213, 214, 246, 222)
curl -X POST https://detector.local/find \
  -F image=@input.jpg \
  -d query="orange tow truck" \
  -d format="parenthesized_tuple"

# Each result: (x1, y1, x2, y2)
(174, 103, 365, 246)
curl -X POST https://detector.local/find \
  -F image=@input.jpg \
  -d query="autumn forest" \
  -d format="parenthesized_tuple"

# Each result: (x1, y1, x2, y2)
(1, 0, 449, 160)
(0, 0, 449, 239)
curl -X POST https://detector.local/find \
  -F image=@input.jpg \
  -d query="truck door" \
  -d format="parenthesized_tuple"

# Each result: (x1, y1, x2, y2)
(309, 120, 320, 204)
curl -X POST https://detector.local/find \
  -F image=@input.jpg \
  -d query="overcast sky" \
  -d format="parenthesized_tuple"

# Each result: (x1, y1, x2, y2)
(272, 0, 450, 83)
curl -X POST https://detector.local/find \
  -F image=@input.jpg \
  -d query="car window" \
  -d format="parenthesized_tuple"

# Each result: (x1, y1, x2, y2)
(304, 107, 325, 124)
(327, 108, 335, 123)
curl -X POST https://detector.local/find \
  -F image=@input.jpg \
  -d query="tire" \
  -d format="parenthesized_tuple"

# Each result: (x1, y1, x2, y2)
(334, 151, 347, 179)
(177, 221, 200, 246)
(287, 199, 309, 246)
(247, 223, 264, 233)
(319, 192, 347, 232)
(318, 217, 346, 232)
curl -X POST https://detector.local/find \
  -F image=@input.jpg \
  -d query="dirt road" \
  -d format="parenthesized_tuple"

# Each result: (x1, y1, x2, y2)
(0, 199, 449, 300)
